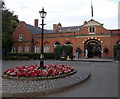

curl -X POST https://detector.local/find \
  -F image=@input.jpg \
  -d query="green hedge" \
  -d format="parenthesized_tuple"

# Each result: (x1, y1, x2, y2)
(5, 52, 55, 60)
(113, 44, 120, 57)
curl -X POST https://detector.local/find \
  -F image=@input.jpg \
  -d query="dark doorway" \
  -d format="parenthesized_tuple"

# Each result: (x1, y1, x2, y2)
(84, 39, 101, 58)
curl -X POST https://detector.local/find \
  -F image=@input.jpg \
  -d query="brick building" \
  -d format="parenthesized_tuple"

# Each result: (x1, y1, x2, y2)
(12, 19, 120, 58)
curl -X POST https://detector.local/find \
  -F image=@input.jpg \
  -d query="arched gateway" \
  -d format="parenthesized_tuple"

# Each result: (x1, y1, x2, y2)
(84, 39, 101, 58)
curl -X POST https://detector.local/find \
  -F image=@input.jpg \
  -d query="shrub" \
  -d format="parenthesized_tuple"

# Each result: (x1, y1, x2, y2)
(114, 44, 120, 57)
(54, 45, 63, 60)
(54, 45, 73, 60)
(44, 53, 55, 59)
(5, 52, 55, 60)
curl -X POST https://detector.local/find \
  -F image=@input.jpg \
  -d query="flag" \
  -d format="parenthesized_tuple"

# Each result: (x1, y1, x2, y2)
(91, 0, 93, 17)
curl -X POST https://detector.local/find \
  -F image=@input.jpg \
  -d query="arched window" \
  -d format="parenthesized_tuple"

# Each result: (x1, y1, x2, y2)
(11, 46, 16, 53)
(65, 41, 71, 45)
(54, 42, 60, 46)
(117, 41, 120, 44)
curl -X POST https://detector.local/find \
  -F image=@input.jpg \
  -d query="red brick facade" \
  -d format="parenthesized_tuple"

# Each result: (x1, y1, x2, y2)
(12, 19, 120, 58)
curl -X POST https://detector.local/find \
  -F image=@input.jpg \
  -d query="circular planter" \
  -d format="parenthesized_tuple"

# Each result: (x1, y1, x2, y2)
(2, 69, 76, 81)
(2, 64, 76, 81)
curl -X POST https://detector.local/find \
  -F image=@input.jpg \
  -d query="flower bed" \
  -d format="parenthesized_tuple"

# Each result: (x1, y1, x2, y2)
(2, 64, 76, 80)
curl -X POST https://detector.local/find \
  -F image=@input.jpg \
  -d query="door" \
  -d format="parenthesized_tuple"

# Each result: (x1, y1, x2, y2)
(84, 39, 101, 58)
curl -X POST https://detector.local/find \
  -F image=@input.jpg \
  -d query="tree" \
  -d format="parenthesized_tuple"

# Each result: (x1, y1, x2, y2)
(2, 2, 19, 55)
(54, 45, 73, 60)
(114, 44, 120, 60)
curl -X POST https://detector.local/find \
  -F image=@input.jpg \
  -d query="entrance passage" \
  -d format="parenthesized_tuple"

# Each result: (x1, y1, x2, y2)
(84, 39, 101, 58)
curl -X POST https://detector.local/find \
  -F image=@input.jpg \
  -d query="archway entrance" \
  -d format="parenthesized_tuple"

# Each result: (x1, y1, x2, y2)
(84, 39, 101, 58)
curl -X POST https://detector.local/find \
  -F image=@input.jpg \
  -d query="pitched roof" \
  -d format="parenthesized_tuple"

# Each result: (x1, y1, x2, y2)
(56, 25, 82, 33)
(26, 24, 54, 34)
(25, 19, 104, 34)
(83, 19, 103, 27)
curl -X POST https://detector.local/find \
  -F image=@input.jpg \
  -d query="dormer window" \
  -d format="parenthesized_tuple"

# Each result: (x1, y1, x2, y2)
(89, 26, 96, 34)
(68, 29, 70, 31)
(19, 34, 24, 41)
(59, 29, 62, 32)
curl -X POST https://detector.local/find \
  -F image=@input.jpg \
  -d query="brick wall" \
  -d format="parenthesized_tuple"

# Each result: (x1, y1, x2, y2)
(12, 20, 120, 58)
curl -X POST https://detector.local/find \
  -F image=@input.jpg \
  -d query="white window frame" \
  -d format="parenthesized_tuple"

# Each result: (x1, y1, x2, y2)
(18, 46, 23, 53)
(19, 34, 24, 41)
(34, 46, 40, 53)
(11, 47, 16, 53)
(88, 26, 96, 34)
(44, 46, 50, 52)
(25, 46, 29, 52)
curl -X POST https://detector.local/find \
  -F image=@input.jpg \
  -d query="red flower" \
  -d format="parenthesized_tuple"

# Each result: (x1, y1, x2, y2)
(3, 64, 75, 77)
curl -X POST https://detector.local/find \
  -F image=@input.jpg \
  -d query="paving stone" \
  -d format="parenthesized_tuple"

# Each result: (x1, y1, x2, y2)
(2, 69, 90, 97)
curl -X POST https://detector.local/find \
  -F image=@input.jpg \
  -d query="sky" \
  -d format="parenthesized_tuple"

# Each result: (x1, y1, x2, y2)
(4, 0, 119, 30)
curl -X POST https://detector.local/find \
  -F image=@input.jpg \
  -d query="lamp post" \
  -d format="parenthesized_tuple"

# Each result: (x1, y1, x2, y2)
(39, 8, 47, 69)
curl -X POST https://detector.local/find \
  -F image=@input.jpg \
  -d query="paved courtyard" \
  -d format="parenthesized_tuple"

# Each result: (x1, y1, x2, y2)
(2, 60, 119, 97)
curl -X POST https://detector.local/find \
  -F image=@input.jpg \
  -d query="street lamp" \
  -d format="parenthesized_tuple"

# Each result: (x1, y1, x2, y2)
(39, 7, 47, 69)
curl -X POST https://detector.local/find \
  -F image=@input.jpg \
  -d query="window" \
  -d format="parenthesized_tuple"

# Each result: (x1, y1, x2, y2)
(25, 46, 29, 52)
(117, 41, 120, 44)
(59, 29, 62, 32)
(68, 29, 70, 31)
(11, 47, 16, 53)
(44, 46, 50, 52)
(54, 42, 60, 46)
(65, 41, 71, 45)
(19, 34, 24, 41)
(34, 46, 40, 53)
(89, 27, 95, 33)
(18, 46, 23, 53)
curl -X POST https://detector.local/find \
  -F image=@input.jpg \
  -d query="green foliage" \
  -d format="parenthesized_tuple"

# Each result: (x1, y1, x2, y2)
(54, 45, 63, 60)
(54, 45, 73, 60)
(63, 45, 73, 59)
(44, 53, 55, 59)
(2, 8, 19, 55)
(114, 44, 120, 56)
(5, 52, 55, 60)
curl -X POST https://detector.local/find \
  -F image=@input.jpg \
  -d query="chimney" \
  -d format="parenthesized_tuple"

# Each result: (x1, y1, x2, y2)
(34, 19, 39, 27)
(53, 24, 58, 30)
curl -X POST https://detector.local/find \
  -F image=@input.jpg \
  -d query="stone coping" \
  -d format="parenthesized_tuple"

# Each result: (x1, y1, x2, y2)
(2, 70, 76, 81)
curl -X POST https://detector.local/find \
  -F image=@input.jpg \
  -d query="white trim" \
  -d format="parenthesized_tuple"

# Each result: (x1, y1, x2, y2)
(25, 46, 29, 52)
(18, 46, 23, 53)
(34, 46, 40, 53)
(11, 47, 16, 53)
(88, 26, 96, 34)
(44, 46, 50, 52)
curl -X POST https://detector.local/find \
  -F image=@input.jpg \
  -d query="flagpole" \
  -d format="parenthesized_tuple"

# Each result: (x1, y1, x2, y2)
(91, 0, 93, 18)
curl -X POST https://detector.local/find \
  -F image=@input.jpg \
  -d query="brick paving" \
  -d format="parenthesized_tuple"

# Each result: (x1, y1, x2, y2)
(2, 69, 90, 97)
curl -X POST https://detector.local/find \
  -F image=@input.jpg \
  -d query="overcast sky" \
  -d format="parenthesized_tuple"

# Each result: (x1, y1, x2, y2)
(4, 0, 119, 29)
